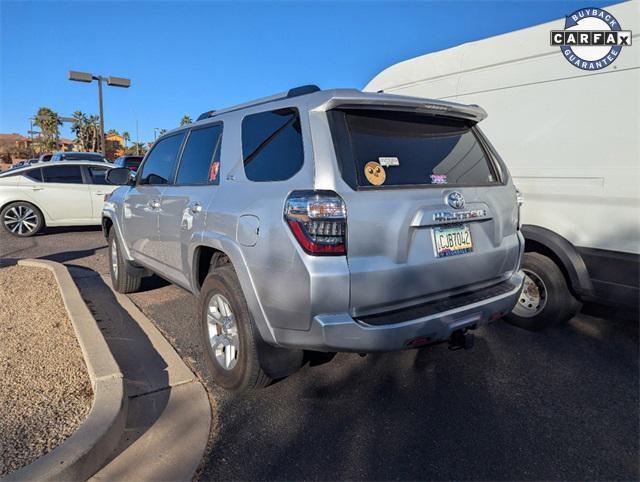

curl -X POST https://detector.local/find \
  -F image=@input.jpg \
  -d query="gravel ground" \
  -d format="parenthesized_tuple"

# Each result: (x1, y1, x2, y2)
(0, 265, 92, 477)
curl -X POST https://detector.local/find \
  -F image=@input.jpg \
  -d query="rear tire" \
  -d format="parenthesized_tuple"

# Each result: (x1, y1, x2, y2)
(108, 229, 142, 293)
(1, 201, 43, 237)
(506, 252, 582, 331)
(199, 265, 271, 393)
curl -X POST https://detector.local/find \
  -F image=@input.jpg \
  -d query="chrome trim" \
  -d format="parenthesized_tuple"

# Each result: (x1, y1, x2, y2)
(432, 209, 488, 223)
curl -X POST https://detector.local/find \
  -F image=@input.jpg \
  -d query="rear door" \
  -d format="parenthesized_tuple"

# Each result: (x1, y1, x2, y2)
(328, 108, 521, 315)
(122, 133, 186, 268)
(84, 165, 118, 220)
(157, 123, 223, 287)
(28, 164, 92, 222)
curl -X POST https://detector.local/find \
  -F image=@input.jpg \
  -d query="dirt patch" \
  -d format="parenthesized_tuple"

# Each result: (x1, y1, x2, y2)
(0, 265, 92, 477)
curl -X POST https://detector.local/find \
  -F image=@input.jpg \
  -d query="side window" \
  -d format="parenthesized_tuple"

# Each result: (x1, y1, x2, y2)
(241, 108, 304, 182)
(23, 169, 42, 182)
(138, 133, 186, 185)
(87, 167, 109, 185)
(42, 165, 83, 184)
(176, 125, 223, 185)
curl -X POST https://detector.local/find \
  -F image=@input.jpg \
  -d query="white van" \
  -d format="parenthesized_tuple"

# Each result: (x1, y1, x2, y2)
(365, 1, 639, 329)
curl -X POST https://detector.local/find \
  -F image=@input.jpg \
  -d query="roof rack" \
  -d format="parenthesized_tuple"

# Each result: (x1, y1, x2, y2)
(196, 110, 216, 121)
(195, 84, 320, 122)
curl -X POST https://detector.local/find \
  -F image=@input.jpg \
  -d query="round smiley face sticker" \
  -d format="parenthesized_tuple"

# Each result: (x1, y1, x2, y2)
(364, 161, 386, 186)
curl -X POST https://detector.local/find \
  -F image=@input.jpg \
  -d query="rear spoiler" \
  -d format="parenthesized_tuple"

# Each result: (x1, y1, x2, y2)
(314, 93, 488, 123)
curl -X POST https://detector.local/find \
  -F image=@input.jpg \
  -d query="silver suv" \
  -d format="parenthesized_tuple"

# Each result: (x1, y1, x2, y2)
(103, 86, 524, 392)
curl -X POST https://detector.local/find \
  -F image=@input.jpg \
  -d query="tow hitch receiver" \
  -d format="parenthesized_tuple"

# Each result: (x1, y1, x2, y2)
(448, 330, 475, 351)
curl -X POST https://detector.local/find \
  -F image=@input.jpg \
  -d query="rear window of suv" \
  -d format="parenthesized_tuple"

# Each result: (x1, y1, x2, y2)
(329, 109, 500, 189)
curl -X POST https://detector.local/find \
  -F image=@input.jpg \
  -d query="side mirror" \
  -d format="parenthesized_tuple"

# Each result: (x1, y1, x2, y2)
(106, 167, 132, 185)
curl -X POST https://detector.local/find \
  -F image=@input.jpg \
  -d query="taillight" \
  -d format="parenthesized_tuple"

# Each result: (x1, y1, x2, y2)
(284, 190, 347, 255)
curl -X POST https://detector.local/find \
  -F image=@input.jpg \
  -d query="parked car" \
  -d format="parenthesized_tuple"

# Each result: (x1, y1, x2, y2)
(113, 155, 143, 173)
(103, 86, 524, 392)
(364, 0, 638, 329)
(50, 151, 108, 163)
(0, 161, 118, 236)
(38, 153, 52, 163)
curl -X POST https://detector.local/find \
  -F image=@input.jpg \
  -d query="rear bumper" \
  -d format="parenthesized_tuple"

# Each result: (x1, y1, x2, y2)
(272, 270, 525, 352)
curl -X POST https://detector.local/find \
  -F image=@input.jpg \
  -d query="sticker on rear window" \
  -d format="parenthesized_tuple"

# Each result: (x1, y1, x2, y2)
(364, 161, 386, 186)
(430, 174, 448, 185)
(379, 156, 399, 167)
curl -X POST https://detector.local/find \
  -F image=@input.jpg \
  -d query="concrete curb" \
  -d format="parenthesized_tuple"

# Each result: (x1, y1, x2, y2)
(5, 259, 126, 482)
(89, 278, 211, 482)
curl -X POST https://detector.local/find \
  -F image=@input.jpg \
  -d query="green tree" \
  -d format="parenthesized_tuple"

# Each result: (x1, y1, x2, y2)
(71, 111, 89, 151)
(87, 115, 100, 152)
(122, 131, 130, 148)
(34, 107, 61, 152)
(126, 142, 147, 156)
(180, 115, 192, 126)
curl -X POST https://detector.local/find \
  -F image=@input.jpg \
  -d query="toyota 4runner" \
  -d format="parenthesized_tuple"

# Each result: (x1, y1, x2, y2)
(103, 86, 524, 392)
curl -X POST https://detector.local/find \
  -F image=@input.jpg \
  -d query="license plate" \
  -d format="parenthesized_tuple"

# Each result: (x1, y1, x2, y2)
(432, 225, 473, 258)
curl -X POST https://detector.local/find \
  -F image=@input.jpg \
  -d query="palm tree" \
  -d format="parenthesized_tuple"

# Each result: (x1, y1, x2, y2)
(87, 115, 100, 152)
(71, 111, 88, 151)
(127, 142, 147, 156)
(180, 115, 192, 126)
(34, 107, 61, 151)
(122, 131, 130, 149)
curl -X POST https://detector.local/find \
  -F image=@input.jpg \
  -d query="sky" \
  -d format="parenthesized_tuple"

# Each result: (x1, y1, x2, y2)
(0, 0, 616, 143)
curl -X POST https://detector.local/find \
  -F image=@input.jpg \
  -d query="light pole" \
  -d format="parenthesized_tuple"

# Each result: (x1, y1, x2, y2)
(68, 71, 131, 157)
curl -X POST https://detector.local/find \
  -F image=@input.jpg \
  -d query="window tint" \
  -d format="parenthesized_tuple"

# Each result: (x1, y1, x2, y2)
(123, 157, 143, 169)
(138, 133, 186, 185)
(42, 165, 83, 184)
(242, 108, 303, 182)
(55, 152, 106, 162)
(88, 167, 109, 185)
(329, 109, 500, 189)
(23, 169, 42, 182)
(176, 125, 223, 185)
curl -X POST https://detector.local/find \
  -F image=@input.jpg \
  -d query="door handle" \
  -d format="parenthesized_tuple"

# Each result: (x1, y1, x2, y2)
(31, 186, 44, 191)
(188, 202, 202, 214)
(148, 199, 161, 210)
(95, 192, 107, 196)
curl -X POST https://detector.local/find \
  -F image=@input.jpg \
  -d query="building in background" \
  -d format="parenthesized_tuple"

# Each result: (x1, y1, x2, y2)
(105, 132, 125, 160)
(0, 133, 75, 169)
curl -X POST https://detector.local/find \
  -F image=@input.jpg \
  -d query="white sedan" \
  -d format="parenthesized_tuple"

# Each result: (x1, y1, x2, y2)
(0, 161, 120, 236)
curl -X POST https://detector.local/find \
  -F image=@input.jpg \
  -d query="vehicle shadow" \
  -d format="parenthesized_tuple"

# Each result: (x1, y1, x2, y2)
(39, 225, 103, 236)
(68, 267, 173, 467)
(195, 309, 639, 481)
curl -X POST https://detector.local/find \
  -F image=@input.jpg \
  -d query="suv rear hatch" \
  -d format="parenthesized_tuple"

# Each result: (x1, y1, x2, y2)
(328, 106, 521, 316)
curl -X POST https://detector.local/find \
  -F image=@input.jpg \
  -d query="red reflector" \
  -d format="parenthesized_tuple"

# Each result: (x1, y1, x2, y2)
(288, 220, 345, 255)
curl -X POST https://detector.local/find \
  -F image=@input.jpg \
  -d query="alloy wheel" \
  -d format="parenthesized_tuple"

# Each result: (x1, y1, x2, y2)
(207, 293, 240, 370)
(3, 205, 38, 235)
(111, 237, 118, 280)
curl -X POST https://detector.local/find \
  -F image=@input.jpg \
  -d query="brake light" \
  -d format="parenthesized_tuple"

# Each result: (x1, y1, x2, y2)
(284, 190, 347, 255)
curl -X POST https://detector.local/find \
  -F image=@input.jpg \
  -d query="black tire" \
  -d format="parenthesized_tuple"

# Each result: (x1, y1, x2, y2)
(505, 252, 582, 331)
(199, 265, 271, 393)
(1, 201, 44, 237)
(108, 229, 142, 293)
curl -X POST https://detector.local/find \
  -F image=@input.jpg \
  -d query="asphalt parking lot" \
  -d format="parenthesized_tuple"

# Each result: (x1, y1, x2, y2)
(1, 227, 638, 480)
